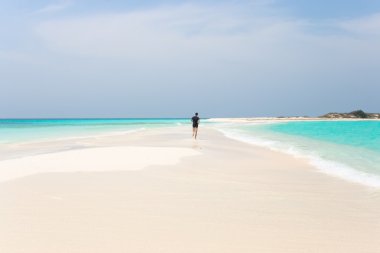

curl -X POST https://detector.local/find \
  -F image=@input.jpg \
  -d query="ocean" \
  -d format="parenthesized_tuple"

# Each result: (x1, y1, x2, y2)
(0, 118, 189, 144)
(1, 118, 379, 188)
(218, 120, 380, 188)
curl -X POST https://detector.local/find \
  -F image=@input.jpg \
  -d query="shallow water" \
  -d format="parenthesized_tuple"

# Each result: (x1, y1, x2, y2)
(0, 118, 190, 144)
(218, 120, 380, 188)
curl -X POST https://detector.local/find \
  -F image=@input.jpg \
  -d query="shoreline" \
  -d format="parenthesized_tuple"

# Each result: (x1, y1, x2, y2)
(1, 121, 380, 189)
(214, 127, 380, 189)
(207, 117, 380, 123)
(0, 126, 379, 252)
(209, 119, 380, 189)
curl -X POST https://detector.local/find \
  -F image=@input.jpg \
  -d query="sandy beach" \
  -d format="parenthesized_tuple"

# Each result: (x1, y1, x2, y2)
(0, 126, 379, 253)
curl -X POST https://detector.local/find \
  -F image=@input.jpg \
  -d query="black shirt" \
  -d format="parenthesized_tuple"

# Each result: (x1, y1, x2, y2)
(191, 116, 200, 127)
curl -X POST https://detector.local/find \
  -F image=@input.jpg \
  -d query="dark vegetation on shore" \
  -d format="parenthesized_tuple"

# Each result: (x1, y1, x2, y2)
(320, 110, 380, 119)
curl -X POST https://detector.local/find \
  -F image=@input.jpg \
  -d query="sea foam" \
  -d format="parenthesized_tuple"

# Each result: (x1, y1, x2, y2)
(217, 127, 380, 189)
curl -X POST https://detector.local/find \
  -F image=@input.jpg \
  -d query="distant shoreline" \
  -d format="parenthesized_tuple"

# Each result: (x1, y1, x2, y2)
(207, 117, 380, 123)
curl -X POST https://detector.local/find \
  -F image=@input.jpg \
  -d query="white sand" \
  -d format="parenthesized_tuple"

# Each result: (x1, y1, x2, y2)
(0, 126, 379, 253)
(0, 146, 200, 182)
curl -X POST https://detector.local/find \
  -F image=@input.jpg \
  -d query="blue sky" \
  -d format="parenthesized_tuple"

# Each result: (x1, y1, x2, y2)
(1, 0, 380, 117)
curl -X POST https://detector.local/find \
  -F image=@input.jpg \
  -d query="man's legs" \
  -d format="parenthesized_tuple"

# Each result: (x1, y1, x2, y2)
(194, 127, 198, 139)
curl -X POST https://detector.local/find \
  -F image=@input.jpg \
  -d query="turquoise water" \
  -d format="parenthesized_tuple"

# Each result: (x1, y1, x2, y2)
(220, 120, 380, 188)
(2, 118, 379, 188)
(267, 121, 380, 152)
(0, 118, 190, 144)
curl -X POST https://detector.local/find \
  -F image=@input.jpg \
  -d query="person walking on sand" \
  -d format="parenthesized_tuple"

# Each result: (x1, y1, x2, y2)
(191, 112, 200, 139)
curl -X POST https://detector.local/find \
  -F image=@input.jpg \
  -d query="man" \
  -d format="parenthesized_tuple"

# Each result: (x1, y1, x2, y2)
(191, 112, 200, 139)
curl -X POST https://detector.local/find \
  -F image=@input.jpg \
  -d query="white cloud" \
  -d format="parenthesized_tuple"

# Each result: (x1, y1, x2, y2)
(32, 3, 380, 84)
(29, 3, 380, 72)
(338, 13, 380, 35)
(17, 3, 380, 116)
(0, 50, 36, 64)
(34, 0, 72, 14)
(34, 3, 303, 61)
